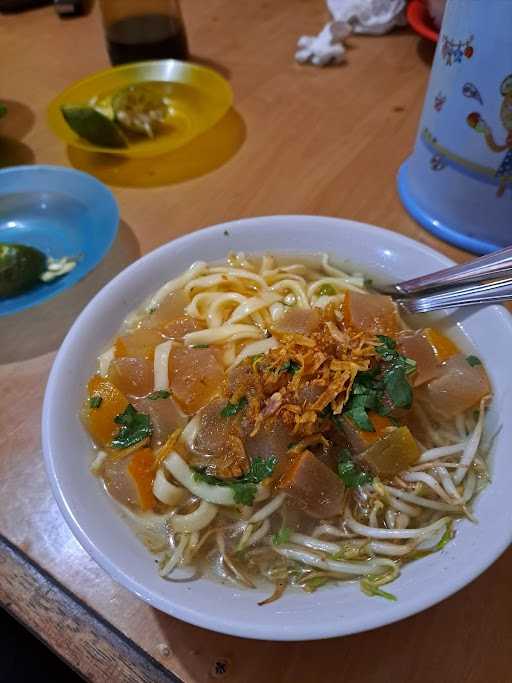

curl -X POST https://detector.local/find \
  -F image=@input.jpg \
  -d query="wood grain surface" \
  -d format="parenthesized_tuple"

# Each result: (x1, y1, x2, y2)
(0, 535, 179, 683)
(0, 2, 510, 682)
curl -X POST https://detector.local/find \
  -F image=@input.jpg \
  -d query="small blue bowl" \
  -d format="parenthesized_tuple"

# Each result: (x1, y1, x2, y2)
(0, 165, 119, 316)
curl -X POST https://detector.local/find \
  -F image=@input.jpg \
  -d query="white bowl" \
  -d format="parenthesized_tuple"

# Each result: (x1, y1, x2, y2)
(42, 216, 512, 641)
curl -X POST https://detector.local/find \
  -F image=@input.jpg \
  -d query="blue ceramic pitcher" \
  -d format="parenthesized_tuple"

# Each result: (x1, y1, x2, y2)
(398, 0, 512, 254)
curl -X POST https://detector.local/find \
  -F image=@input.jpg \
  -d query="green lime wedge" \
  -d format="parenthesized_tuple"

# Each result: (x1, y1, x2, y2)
(0, 244, 47, 298)
(112, 83, 171, 137)
(61, 105, 127, 148)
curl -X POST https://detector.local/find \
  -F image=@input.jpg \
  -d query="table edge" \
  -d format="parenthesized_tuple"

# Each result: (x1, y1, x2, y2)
(0, 534, 181, 683)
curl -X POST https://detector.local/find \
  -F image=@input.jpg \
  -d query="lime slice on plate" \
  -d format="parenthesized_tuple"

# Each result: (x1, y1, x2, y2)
(0, 244, 47, 298)
(61, 105, 127, 148)
(112, 83, 172, 137)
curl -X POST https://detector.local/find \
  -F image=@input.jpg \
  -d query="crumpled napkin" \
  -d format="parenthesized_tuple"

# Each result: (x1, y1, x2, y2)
(296, 0, 406, 66)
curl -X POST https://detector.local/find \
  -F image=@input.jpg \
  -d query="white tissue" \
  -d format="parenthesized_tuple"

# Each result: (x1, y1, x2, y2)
(296, 21, 351, 66)
(296, 0, 407, 67)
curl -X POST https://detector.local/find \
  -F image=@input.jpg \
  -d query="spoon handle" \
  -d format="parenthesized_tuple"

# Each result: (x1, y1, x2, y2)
(384, 245, 512, 296)
(398, 277, 512, 314)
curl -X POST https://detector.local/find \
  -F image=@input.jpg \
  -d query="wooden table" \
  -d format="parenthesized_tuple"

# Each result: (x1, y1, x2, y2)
(1, 3, 510, 682)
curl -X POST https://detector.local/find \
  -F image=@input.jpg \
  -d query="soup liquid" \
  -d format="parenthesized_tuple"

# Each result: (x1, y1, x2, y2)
(106, 13, 189, 65)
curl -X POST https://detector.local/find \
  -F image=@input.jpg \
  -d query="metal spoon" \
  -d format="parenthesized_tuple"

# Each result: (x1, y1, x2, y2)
(380, 245, 512, 297)
(394, 277, 512, 314)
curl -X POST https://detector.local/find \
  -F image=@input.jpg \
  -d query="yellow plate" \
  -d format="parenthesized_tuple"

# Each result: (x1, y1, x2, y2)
(48, 60, 233, 158)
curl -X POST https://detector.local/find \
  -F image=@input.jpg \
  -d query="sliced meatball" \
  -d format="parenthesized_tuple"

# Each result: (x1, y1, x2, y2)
(115, 328, 166, 361)
(343, 291, 399, 336)
(421, 353, 491, 419)
(225, 363, 260, 399)
(134, 395, 187, 449)
(243, 417, 292, 465)
(103, 454, 138, 508)
(108, 357, 154, 399)
(398, 330, 439, 387)
(193, 398, 233, 454)
(142, 289, 189, 330)
(191, 398, 249, 479)
(278, 450, 345, 518)
(162, 315, 204, 340)
(169, 346, 224, 414)
(339, 413, 395, 454)
(273, 308, 321, 336)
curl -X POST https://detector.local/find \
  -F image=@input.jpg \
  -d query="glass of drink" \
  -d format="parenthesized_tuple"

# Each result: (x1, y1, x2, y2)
(99, 0, 189, 66)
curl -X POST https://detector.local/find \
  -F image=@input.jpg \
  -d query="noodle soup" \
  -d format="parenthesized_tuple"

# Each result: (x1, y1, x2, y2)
(81, 253, 491, 602)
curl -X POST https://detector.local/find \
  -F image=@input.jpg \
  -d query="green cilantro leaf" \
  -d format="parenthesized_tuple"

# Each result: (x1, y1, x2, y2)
(337, 449, 373, 488)
(193, 456, 278, 506)
(272, 527, 291, 545)
(193, 470, 223, 486)
(147, 390, 171, 400)
(231, 482, 258, 505)
(280, 359, 301, 374)
(343, 335, 416, 423)
(466, 355, 482, 367)
(220, 397, 248, 417)
(242, 456, 278, 483)
(375, 334, 397, 359)
(343, 394, 375, 432)
(192, 344, 210, 349)
(110, 404, 152, 450)
(89, 395, 102, 409)
(382, 365, 413, 410)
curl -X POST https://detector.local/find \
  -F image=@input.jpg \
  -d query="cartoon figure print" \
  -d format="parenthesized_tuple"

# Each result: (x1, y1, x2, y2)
(467, 74, 512, 197)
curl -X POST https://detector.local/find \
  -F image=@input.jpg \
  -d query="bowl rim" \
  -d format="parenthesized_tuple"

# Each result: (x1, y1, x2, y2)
(0, 164, 119, 317)
(42, 215, 512, 640)
(46, 59, 234, 158)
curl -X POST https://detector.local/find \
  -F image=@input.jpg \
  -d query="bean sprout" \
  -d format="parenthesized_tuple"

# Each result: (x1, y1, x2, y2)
(346, 509, 452, 540)
(248, 492, 286, 523)
(159, 534, 189, 577)
(274, 546, 397, 577)
(453, 399, 486, 484)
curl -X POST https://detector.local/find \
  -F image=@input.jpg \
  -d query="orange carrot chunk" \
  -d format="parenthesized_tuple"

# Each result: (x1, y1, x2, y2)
(127, 447, 157, 511)
(83, 376, 129, 447)
(357, 426, 420, 478)
(424, 328, 459, 363)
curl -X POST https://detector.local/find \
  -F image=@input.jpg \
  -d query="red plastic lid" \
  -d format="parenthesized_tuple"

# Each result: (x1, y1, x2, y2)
(407, 0, 439, 43)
